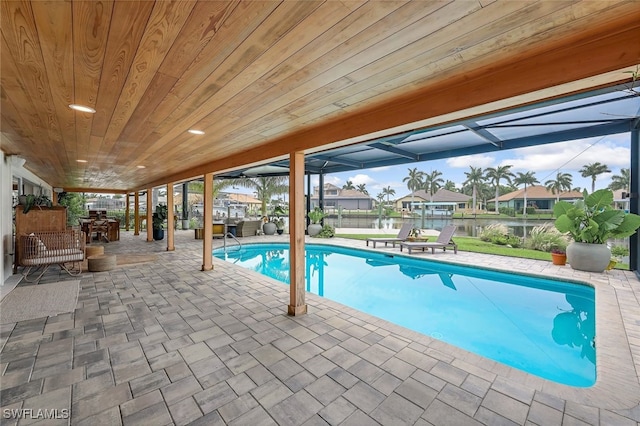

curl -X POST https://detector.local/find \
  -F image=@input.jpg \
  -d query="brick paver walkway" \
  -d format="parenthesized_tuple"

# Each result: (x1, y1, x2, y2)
(1, 230, 639, 425)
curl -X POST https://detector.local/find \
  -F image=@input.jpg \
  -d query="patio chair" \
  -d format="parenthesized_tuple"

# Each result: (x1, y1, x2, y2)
(90, 219, 110, 243)
(399, 224, 457, 254)
(366, 222, 413, 248)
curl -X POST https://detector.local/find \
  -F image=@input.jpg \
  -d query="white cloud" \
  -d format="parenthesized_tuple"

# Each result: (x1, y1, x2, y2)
(310, 175, 341, 188)
(347, 174, 376, 186)
(446, 154, 495, 168)
(504, 138, 630, 176)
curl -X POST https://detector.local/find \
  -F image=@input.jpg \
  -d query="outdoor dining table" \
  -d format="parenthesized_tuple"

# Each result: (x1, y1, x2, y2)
(79, 218, 120, 243)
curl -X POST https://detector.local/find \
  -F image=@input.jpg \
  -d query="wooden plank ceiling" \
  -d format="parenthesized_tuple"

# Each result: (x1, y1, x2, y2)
(1, 0, 639, 192)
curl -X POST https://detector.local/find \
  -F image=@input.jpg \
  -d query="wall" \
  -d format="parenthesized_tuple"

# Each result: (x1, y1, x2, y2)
(1, 149, 52, 286)
(1, 151, 12, 286)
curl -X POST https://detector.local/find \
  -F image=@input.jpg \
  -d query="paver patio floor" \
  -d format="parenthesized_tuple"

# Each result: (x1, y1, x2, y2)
(1, 230, 639, 425)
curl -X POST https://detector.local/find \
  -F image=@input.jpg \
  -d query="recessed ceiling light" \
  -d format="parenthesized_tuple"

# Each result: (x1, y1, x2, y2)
(137, 165, 146, 169)
(69, 104, 96, 113)
(76, 159, 87, 163)
(188, 129, 205, 135)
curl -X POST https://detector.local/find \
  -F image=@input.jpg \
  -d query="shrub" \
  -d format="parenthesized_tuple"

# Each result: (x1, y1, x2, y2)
(610, 245, 629, 258)
(479, 223, 521, 247)
(479, 223, 508, 242)
(525, 223, 569, 252)
(314, 224, 335, 238)
(499, 207, 515, 217)
(505, 234, 522, 248)
(526, 206, 537, 215)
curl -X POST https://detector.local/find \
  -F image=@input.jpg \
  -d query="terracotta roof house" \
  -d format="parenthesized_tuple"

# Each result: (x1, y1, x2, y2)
(494, 185, 583, 211)
(311, 183, 373, 210)
(225, 192, 262, 210)
(395, 189, 471, 212)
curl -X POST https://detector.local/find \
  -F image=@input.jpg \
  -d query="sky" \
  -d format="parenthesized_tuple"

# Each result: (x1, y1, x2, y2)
(305, 132, 631, 199)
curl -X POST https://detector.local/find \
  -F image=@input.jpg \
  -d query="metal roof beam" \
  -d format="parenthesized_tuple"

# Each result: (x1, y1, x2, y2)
(322, 120, 635, 173)
(416, 121, 634, 164)
(312, 154, 363, 168)
(369, 142, 419, 160)
(462, 121, 503, 147)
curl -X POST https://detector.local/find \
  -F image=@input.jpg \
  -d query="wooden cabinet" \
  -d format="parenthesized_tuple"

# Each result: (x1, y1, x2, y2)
(14, 205, 67, 272)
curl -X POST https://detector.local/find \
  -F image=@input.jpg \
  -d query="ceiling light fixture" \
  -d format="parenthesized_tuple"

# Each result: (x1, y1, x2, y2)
(76, 159, 87, 163)
(137, 165, 146, 169)
(188, 129, 205, 135)
(69, 104, 96, 113)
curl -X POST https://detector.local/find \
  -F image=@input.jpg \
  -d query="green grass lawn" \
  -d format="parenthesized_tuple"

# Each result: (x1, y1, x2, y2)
(335, 234, 629, 269)
(337, 234, 550, 260)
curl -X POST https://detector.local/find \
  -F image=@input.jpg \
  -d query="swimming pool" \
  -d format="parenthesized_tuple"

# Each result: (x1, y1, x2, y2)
(214, 243, 596, 387)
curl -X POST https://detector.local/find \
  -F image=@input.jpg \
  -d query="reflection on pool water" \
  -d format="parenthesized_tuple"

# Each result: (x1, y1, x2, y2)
(213, 243, 596, 387)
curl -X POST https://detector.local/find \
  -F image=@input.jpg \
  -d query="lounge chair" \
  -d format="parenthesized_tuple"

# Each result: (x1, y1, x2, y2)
(399, 224, 457, 254)
(366, 222, 413, 248)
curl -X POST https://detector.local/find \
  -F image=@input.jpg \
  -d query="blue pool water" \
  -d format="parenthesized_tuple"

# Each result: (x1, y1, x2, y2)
(214, 243, 596, 387)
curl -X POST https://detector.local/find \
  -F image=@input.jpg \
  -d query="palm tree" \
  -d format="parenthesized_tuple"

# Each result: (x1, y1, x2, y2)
(234, 176, 288, 216)
(342, 180, 355, 190)
(485, 165, 514, 213)
(187, 179, 234, 211)
(381, 186, 396, 207)
(463, 166, 485, 214)
(402, 167, 424, 211)
(443, 180, 457, 191)
(544, 172, 573, 201)
(513, 171, 539, 216)
(423, 170, 444, 202)
(356, 183, 369, 195)
(579, 162, 611, 192)
(608, 168, 630, 191)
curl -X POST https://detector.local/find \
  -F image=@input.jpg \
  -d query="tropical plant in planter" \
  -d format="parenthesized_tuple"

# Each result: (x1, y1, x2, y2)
(550, 247, 567, 266)
(553, 189, 640, 272)
(152, 204, 168, 241)
(263, 206, 286, 235)
(21, 194, 52, 213)
(274, 218, 285, 234)
(307, 207, 325, 237)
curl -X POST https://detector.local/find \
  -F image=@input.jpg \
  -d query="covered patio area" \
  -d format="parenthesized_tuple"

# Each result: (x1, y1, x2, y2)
(1, 230, 639, 425)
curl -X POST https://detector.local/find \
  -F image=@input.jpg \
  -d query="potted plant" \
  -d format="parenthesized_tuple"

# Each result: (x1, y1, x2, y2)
(407, 227, 423, 242)
(307, 207, 325, 237)
(21, 194, 52, 214)
(152, 204, 168, 241)
(550, 247, 567, 266)
(263, 206, 286, 235)
(314, 224, 335, 238)
(274, 218, 285, 234)
(553, 189, 640, 272)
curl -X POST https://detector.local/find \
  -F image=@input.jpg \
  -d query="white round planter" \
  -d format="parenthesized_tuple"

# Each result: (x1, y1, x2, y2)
(263, 222, 277, 235)
(566, 242, 611, 273)
(307, 223, 322, 237)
